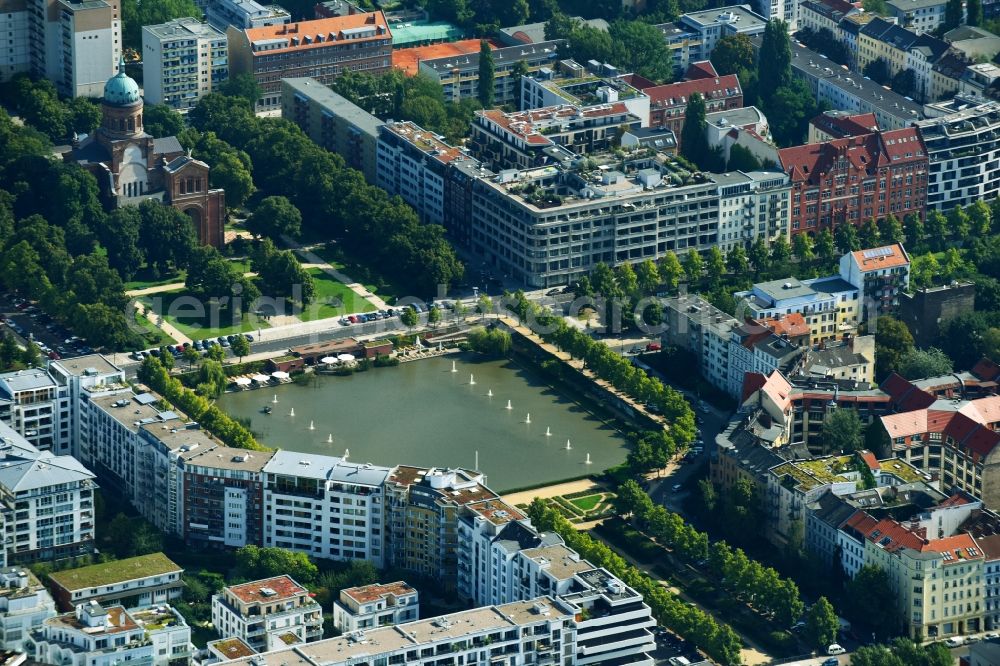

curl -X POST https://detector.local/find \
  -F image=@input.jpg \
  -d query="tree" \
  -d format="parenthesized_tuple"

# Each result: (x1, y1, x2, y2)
(705, 247, 726, 286)
(816, 228, 836, 263)
(635, 259, 660, 295)
(681, 93, 711, 169)
(766, 80, 816, 146)
(805, 597, 839, 649)
(467, 326, 511, 355)
(846, 564, 898, 635)
(246, 196, 302, 239)
(608, 20, 674, 83)
(821, 408, 863, 453)
(863, 58, 892, 86)
(477, 294, 493, 321)
(137, 200, 197, 274)
(400, 306, 418, 328)
(968, 0, 983, 24)
(659, 252, 684, 292)
(726, 245, 749, 275)
(770, 235, 792, 265)
(478, 40, 495, 108)
(835, 223, 859, 253)
(874, 315, 914, 379)
(759, 20, 792, 90)
(427, 304, 442, 327)
(683, 250, 703, 282)
(925, 210, 948, 251)
(143, 104, 184, 138)
(612, 480, 652, 519)
(948, 205, 971, 238)
(945, 0, 964, 29)
(792, 233, 815, 262)
(711, 34, 755, 78)
(230, 334, 250, 362)
(890, 68, 917, 98)
(903, 213, 924, 248)
(877, 214, 904, 245)
(859, 218, 881, 249)
(235, 545, 319, 585)
(220, 73, 263, 109)
(182, 346, 200, 369)
(899, 347, 953, 379)
(968, 199, 992, 235)
(910, 252, 940, 289)
(564, 23, 613, 66)
(212, 152, 255, 210)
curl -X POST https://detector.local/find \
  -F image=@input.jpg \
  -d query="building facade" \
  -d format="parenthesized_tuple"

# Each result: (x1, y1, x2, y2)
(206, 0, 288, 31)
(839, 243, 910, 321)
(0, 568, 56, 651)
(46, 553, 184, 611)
(227, 13, 392, 111)
(142, 18, 228, 111)
(212, 576, 323, 652)
(281, 77, 384, 183)
(331, 581, 419, 633)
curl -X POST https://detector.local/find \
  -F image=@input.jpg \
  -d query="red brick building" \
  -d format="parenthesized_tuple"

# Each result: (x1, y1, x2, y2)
(626, 63, 743, 147)
(777, 128, 927, 236)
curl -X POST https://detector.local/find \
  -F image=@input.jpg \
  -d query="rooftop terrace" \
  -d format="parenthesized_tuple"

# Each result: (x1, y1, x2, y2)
(49, 553, 181, 591)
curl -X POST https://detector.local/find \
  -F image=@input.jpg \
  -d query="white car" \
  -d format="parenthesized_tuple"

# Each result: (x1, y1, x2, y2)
(826, 644, 846, 655)
(944, 636, 965, 647)
(985, 632, 999, 639)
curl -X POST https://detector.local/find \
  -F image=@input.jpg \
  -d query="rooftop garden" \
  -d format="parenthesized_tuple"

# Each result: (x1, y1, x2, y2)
(48, 553, 180, 590)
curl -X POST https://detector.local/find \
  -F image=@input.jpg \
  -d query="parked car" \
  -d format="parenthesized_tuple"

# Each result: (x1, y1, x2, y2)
(821, 659, 839, 666)
(645, 342, 661, 352)
(944, 637, 964, 647)
(826, 644, 846, 655)
(244, 334, 253, 341)
(672, 484, 683, 492)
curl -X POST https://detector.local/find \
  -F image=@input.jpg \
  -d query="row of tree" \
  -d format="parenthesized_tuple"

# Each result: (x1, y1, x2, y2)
(137, 355, 268, 450)
(527, 498, 744, 664)
(614, 480, 805, 627)
(188, 92, 464, 296)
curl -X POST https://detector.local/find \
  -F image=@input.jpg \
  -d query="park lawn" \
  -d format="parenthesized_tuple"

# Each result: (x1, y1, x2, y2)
(140, 290, 270, 340)
(310, 246, 409, 303)
(133, 310, 176, 347)
(227, 258, 252, 274)
(125, 267, 186, 291)
(297, 268, 376, 322)
(568, 494, 604, 512)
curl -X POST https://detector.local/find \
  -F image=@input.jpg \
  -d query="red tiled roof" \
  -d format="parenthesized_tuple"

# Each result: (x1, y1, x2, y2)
(922, 533, 982, 563)
(758, 313, 810, 339)
(741, 372, 768, 404)
(975, 534, 1000, 561)
(391, 39, 483, 76)
(685, 61, 719, 80)
(850, 242, 910, 272)
(343, 581, 416, 604)
(227, 576, 307, 604)
(864, 517, 927, 552)
(621, 73, 659, 90)
(810, 112, 879, 138)
(779, 130, 924, 186)
(245, 12, 390, 56)
(858, 449, 879, 471)
(644, 74, 742, 109)
(973, 357, 1000, 382)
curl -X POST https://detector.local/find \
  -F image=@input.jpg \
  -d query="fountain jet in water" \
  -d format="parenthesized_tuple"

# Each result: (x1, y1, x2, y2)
(469, 374, 476, 386)
(505, 399, 512, 410)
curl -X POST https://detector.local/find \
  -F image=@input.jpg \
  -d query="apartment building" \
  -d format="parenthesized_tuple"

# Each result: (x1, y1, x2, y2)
(808, 110, 880, 143)
(656, 21, 702, 74)
(0, 568, 56, 651)
(857, 18, 951, 101)
(218, 597, 582, 666)
(227, 12, 392, 111)
(678, 5, 769, 57)
(914, 99, 1000, 211)
(142, 18, 228, 111)
(376, 121, 466, 226)
(899, 282, 975, 347)
(663, 294, 740, 394)
(26, 601, 191, 666)
(0, 369, 62, 453)
(886, 0, 949, 33)
(0, 0, 30, 81)
(212, 576, 322, 652)
(840, 243, 910, 320)
(469, 104, 643, 172)
(799, 0, 864, 35)
(519, 62, 650, 123)
(637, 69, 744, 144)
(24, 0, 122, 98)
(418, 40, 562, 106)
(384, 466, 498, 588)
(774, 37, 925, 129)
(778, 128, 927, 236)
(797, 334, 876, 384)
(46, 553, 184, 611)
(262, 451, 389, 566)
(47, 354, 129, 462)
(281, 77, 384, 183)
(206, 0, 289, 31)
(735, 275, 860, 343)
(0, 420, 96, 565)
(332, 581, 419, 632)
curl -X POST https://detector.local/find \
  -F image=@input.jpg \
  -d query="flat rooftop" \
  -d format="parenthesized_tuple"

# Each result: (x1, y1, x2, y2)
(342, 581, 416, 604)
(209, 637, 257, 660)
(50, 353, 121, 377)
(227, 576, 307, 605)
(391, 38, 481, 76)
(49, 553, 181, 591)
(144, 16, 226, 40)
(92, 393, 176, 432)
(521, 544, 592, 581)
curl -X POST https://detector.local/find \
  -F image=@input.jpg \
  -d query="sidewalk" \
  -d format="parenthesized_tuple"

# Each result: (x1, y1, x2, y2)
(502, 478, 600, 507)
(283, 238, 390, 310)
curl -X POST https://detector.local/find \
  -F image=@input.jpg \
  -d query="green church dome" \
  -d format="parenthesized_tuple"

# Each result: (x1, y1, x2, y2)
(103, 59, 141, 106)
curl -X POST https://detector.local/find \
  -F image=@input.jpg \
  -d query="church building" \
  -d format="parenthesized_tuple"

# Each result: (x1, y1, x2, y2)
(68, 61, 226, 247)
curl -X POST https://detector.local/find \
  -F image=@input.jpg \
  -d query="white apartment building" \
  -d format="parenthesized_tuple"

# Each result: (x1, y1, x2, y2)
(0, 0, 30, 82)
(46, 552, 184, 611)
(663, 295, 740, 394)
(220, 597, 577, 666)
(332, 581, 419, 633)
(0, 567, 56, 651)
(679, 5, 770, 58)
(26, 601, 191, 666)
(262, 451, 389, 566)
(142, 18, 228, 111)
(0, 420, 96, 565)
(376, 121, 459, 225)
(916, 98, 1000, 211)
(27, 0, 121, 97)
(980, 535, 1000, 630)
(887, 0, 948, 33)
(47, 354, 129, 462)
(206, 0, 289, 31)
(714, 170, 792, 256)
(0, 369, 63, 453)
(212, 576, 322, 652)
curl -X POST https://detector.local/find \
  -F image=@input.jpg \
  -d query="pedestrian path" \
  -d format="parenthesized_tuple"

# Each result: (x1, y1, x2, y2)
(132, 301, 190, 345)
(282, 238, 390, 310)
